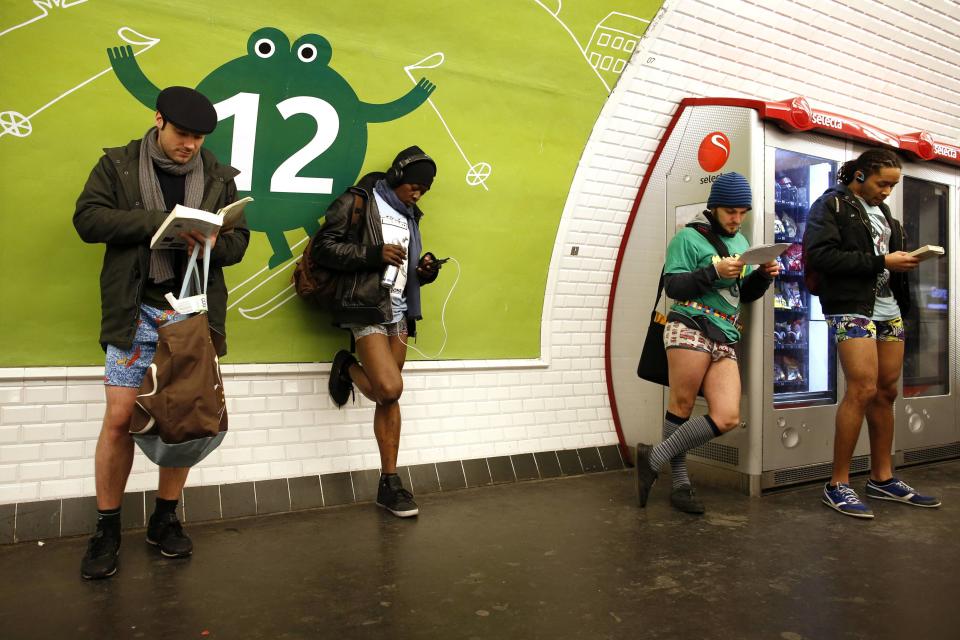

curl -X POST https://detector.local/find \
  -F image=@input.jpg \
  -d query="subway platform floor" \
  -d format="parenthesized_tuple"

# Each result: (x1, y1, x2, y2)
(1, 460, 958, 640)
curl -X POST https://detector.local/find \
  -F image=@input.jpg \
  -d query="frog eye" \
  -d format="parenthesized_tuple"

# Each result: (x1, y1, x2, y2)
(291, 34, 332, 65)
(297, 43, 317, 63)
(254, 38, 276, 58)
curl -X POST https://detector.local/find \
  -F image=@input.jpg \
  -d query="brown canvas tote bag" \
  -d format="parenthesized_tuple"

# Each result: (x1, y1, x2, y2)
(129, 241, 228, 467)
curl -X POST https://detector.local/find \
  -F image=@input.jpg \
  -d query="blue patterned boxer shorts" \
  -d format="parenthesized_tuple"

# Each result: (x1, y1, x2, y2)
(104, 304, 189, 387)
(825, 315, 904, 344)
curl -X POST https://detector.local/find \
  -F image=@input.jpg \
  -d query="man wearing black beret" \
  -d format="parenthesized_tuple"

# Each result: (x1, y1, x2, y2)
(73, 86, 249, 579)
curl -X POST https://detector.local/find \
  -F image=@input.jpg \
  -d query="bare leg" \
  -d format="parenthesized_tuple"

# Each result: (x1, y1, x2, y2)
(95, 386, 138, 510)
(866, 340, 903, 481)
(700, 356, 742, 433)
(157, 467, 189, 500)
(665, 348, 711, 419)
(352, 333, 407, 473)
(832, 338, 879, 485)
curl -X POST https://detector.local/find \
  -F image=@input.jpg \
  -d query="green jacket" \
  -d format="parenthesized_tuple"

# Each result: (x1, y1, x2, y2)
(73, 139, 249, 355)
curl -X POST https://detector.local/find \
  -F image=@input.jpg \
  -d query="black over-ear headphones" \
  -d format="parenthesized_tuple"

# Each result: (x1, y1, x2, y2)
(855, 171, 865, 183)
(385, 152, 436, 188)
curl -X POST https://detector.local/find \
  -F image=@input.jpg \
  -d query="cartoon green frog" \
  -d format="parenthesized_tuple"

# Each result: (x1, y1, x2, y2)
(109, 27, 436, 268)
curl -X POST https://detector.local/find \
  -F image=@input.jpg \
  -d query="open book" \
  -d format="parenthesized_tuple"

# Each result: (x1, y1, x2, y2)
(738, 242, 791, 265)
(150, 197, 253, 250)
(909, 245, 945, 262)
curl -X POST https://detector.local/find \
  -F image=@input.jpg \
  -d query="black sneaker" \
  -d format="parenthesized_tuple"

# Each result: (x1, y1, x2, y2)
(146, 511, 193, 558)
(80, 527, 120, 580)
(670, 484, 705, 514)
(376, 474, 419, 518)
(636, 443, 658, 508)
(329, 350, 357, 408)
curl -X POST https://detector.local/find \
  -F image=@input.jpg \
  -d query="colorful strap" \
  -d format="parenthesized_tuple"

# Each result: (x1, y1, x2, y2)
(675, 300, 743, 332)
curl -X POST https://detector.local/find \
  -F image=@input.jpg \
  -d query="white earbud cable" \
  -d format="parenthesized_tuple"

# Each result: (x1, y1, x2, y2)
(399, 257, 460, 359)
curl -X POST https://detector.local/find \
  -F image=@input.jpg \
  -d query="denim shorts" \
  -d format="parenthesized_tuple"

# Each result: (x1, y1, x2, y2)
(348, 317, 408, 342)
(663, 321, 737, 362)
(104, 305, 189, 387)
(825, 315, 904, 343)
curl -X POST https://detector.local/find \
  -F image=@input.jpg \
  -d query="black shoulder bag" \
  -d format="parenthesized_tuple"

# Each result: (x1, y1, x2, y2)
(636, 269, 669, 386)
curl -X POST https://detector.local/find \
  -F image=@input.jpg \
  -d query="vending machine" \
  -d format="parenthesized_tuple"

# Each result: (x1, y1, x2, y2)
(606, 97, 959, 494)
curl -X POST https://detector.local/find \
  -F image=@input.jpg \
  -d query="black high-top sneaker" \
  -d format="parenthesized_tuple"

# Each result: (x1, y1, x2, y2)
(376, 474, 419, 518)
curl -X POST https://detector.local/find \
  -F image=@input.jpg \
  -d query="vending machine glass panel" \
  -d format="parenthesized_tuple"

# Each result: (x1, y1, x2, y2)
(773, 149, 838, 408)
(902, 176, 950, 398)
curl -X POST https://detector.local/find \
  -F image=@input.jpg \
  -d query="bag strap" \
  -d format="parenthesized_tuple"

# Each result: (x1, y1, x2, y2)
(650, 268, 665, 321)
(686, 221, 730, 258)
(178, 239, 212, 300)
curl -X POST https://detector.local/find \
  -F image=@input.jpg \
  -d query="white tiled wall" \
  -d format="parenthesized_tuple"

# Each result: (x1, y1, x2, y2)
(3, 0, 959, 505)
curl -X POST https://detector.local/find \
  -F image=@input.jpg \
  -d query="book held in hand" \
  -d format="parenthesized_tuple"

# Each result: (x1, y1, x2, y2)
(150, 197, 253, 250)
(908, 245, 945, 262)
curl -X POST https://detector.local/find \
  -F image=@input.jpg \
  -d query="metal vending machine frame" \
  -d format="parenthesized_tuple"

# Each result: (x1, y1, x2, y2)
(606, 97, 960, 495)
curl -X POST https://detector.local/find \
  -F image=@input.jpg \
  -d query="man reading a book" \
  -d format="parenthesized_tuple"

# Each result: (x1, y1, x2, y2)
(73, 86, 250, 579)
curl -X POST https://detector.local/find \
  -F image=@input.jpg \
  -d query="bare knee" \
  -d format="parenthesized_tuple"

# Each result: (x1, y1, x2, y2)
(374, 378, 403, 405)
(846, 382, 878, 407)
(668, 392, 698, 418)
(874, 383, 898, 406)
(103, 404, 134, 436)
(712, 413, 740, 433)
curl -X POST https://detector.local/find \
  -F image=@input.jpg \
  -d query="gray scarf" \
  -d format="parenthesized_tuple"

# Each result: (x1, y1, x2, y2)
(139, 127, 205, 283)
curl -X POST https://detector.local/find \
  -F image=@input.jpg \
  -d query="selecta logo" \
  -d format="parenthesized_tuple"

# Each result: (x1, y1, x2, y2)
(697, 132, 730, 172)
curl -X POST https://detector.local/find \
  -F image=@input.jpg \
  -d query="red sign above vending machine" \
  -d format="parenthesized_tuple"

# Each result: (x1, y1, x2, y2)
(681, 96, 960, 167)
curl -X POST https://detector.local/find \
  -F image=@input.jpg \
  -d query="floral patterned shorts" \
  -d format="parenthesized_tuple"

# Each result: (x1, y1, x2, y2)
(825, 315, 904, 343)
(104, 305, 189, 387)
(663, 321, 737, 362)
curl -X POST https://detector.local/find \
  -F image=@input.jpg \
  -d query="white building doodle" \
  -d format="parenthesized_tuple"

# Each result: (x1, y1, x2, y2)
(533, 1, 648, 93)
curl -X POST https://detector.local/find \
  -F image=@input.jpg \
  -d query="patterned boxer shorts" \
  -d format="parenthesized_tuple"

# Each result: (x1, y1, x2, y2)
(825, 315, 904, 344)
(663, 320, 737, 362)
(104, 304, 189, 387)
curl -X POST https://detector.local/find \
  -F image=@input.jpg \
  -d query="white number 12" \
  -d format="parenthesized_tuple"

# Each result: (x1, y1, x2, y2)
(214, 92, 340, 194)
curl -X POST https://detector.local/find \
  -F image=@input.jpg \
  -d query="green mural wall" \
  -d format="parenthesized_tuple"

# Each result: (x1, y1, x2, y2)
(0, 0, 662, 365)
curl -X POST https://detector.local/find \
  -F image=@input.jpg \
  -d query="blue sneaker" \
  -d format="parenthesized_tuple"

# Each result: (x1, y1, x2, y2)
(865, 477, 941, 508)
(822, 482, 874, 519)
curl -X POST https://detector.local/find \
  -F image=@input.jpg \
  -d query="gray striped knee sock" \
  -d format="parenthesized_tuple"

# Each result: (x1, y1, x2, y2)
(649, 415, 720, 472)
(663, 413, 690, 488)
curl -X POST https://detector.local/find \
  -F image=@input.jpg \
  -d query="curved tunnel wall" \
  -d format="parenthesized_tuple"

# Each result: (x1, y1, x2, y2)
(2, 0, 960, 512)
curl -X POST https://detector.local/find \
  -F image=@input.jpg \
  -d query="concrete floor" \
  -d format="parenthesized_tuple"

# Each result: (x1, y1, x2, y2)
(2, 461, 959, 640)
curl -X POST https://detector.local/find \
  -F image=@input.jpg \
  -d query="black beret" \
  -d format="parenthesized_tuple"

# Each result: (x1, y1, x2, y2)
(156, 86, 218, 135)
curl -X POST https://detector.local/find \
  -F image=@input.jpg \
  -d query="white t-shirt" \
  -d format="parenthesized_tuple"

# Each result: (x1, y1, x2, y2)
(374, 190, 409, 322)
(857, 196, 900, 321)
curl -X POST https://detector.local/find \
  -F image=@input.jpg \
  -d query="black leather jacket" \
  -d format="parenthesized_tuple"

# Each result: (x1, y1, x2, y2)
(312, 173, 436, 335)
(803, 184, 910, 316)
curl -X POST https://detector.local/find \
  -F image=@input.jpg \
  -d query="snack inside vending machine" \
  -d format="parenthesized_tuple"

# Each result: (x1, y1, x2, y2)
(607, 97, 959, 494)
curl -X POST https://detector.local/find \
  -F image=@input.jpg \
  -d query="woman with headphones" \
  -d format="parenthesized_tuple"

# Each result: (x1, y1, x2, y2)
(313, 146, 442, 518)
(804, 148, 940, 518)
